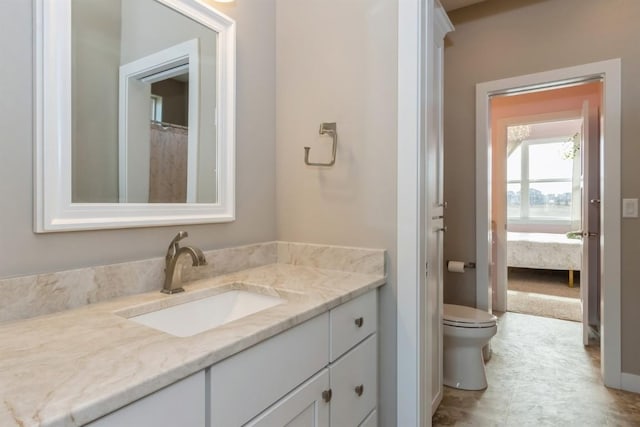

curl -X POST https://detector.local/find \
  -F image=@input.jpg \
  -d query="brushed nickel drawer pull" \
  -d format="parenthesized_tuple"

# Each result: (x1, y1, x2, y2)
(322, 389, 332, 403)
(355, 384, 364, 396)
(354, 317, 364, 328)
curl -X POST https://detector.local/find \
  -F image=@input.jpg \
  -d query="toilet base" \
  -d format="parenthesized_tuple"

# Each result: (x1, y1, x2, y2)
(443, 345, 488, 390)
(443, 324, 496, 391)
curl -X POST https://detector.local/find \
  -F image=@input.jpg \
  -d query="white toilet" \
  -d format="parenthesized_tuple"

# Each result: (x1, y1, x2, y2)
(443, 304, 497, 390)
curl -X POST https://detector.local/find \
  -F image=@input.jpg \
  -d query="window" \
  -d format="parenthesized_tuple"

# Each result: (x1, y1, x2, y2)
(507, 137, 577, 223)
(150, 94, 163, 122)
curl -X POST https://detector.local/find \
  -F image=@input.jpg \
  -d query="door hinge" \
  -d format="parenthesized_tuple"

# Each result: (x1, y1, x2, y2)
(322, 389, 332, 403)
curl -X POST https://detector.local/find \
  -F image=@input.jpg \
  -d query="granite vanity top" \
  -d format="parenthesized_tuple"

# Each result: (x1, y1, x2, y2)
(0, 263, 385, 427)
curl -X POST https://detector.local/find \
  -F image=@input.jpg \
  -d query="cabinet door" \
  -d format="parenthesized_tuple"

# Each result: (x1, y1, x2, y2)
(245, 369, 330, 427)
(330, 334, 377, 427)
(209, 313, 329, 426)
(87, 372, 205, 427)
(359, 409, 377, 427)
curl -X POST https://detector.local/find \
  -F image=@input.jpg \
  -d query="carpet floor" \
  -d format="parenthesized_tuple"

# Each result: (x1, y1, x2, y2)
(507, 268, 582, 322)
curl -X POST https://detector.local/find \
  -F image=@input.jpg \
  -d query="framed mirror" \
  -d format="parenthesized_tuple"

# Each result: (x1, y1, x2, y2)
(34, 0, 236, 232)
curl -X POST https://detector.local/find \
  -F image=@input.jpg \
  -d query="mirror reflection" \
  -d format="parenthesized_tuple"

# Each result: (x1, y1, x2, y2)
(149, 73, 191, 203)
(71, 0, 218, 204)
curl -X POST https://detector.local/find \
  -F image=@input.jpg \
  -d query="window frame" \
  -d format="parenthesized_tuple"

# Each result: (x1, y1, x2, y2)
(507, 136, 575, 225)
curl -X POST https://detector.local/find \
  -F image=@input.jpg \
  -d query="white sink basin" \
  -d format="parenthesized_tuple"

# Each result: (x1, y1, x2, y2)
(128, 290, 285, 337)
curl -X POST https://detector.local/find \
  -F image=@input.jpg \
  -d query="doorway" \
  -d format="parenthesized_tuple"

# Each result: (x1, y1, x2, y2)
(475, 59, 622, 388)
(489, 83, 602, 328)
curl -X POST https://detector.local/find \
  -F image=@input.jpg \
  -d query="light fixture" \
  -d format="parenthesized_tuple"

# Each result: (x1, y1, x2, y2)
(214, 0, 235, 3)
(507, 124, 531, 143)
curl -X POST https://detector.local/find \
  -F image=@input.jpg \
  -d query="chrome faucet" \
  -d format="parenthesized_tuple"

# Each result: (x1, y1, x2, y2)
(162, 231, 208, 294)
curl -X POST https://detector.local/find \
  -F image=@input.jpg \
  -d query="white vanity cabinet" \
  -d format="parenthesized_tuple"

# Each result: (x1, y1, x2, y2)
(211, 289, 378, 427)
(87, 372, 206, 427)
(88, 290, 378, 427)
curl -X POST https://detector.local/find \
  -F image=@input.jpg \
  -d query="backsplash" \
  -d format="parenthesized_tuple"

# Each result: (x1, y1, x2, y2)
(0, 242, 385, 323)
(277, 241, 385, 276)
(0, 242, 276, 323)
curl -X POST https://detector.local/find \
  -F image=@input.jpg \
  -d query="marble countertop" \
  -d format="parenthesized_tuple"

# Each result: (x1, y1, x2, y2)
(0, 263, 385, 427)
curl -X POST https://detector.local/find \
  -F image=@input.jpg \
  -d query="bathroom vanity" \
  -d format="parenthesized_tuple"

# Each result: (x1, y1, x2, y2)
(90, 290, 377, 427)
(0, 243, 385, 427)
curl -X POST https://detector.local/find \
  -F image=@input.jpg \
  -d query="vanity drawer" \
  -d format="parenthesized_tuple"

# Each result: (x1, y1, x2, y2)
(330, 290, 377, 361)
(329, 333, 377, 427)
(208, 312, 329, 427)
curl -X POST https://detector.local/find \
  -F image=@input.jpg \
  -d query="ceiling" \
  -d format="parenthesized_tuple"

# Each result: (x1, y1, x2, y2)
(440, 0, 486, 12)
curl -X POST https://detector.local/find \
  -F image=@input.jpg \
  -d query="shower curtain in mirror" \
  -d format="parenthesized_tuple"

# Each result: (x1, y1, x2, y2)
(148, 122, 188, 203)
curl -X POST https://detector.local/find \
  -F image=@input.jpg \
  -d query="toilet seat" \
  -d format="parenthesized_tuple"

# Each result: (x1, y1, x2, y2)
(443, 304, 497, 328)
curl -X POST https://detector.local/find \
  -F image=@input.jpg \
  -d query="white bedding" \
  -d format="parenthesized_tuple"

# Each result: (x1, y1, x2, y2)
(507, 232, 582, 271)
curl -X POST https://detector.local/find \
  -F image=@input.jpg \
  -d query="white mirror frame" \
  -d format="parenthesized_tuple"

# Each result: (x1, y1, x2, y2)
(34, 0, 236, 232)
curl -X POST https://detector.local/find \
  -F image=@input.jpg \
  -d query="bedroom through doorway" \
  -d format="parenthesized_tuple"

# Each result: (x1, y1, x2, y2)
(490, 81, 602, 326)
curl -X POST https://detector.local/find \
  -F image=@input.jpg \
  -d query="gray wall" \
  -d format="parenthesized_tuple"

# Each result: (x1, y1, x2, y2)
(275, 0, 398, 424)
(2, 0, 399, 422)
(0, 0, 276, 278)
(72, 0, 121, 202)
(443, 0, 640, 375)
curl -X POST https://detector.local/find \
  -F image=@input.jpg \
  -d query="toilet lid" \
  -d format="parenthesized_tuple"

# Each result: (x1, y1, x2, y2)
(443, 304, 497, 326)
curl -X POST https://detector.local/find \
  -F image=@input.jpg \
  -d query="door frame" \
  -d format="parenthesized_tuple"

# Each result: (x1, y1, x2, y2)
(397, 0, 429, 425)
(475, 59, 622, 388)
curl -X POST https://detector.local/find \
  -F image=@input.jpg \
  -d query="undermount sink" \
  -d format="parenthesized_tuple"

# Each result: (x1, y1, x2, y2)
(128, 290, 286, 337)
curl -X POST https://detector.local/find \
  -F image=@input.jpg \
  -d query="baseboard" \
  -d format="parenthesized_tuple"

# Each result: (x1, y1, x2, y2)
(431, 389, 443, 416)
(621, 372, 640, 394)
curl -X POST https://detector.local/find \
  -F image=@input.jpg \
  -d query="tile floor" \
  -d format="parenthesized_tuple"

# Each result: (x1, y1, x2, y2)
(432, 312, 640, 426)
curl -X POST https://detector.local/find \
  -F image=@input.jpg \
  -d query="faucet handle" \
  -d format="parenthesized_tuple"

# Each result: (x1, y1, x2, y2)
(167, 231, 189, 258)
(172, 231, 189, 243)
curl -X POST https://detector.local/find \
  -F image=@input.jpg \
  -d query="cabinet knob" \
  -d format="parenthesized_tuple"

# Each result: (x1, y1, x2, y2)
(355, 384, 364, 397)
(322, 389, 332, 403)
(354, 317, 364, 328)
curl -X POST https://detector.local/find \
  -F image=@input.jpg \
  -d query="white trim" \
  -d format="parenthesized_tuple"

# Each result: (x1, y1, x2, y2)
(431, 388, 443, 416)
(34, 0, 236, 232)
(431, 0, 453, 418)
(476, 59, 622, 388)
(621, 373, 640, 394)
(397, 0, 427, 426)
(475, 82, 492, 312)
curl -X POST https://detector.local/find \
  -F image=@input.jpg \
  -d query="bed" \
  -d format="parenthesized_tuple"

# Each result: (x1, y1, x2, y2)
(506, 232, 582, 286)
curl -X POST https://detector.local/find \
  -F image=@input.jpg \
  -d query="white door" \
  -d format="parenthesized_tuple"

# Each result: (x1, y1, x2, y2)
(427, 9, 448, 412)
(580, 100, 591, 346)
(426, 142, 444, 416)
